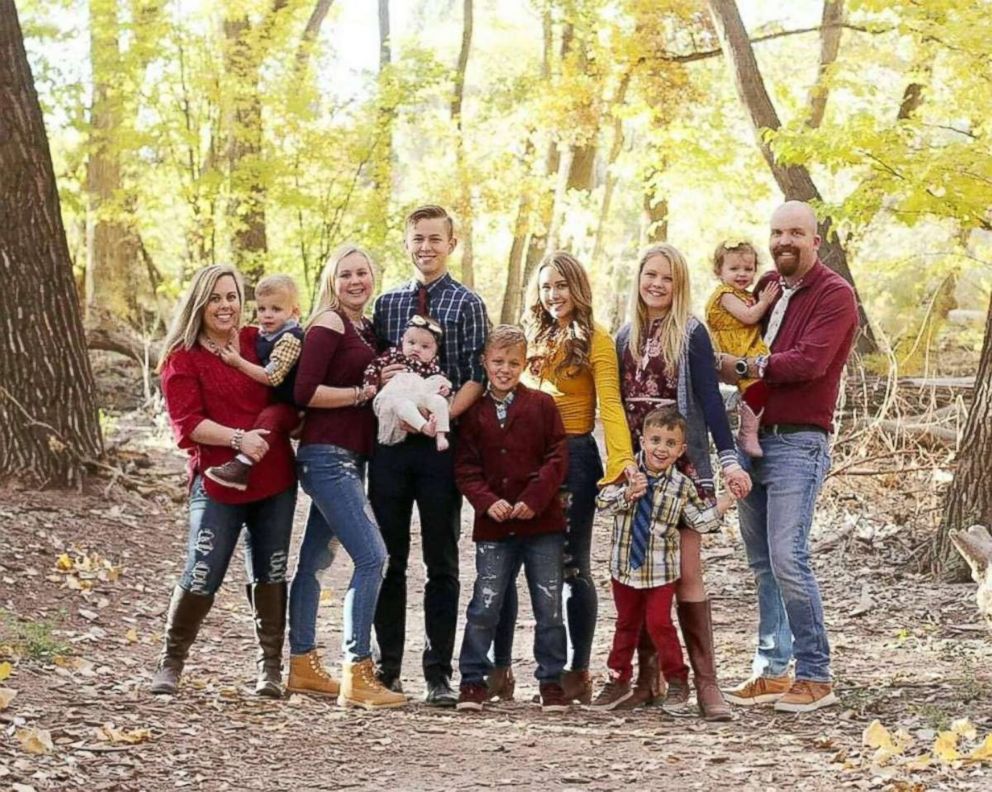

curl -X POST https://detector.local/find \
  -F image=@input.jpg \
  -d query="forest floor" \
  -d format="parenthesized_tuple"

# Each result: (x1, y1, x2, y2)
(1, 354, 990, 792)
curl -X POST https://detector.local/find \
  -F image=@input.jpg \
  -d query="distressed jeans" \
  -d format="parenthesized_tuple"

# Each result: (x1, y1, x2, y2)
(492, 434, 601, 671)
(289, 444, 387, 662)
(738, 430, 832, 682)
(179, 476, 296, 595)
(459, 533, 566, 685)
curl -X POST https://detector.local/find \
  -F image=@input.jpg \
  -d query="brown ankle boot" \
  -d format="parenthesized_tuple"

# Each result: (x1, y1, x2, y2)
(486, 665, 516, 701)
(615, 632, 662, 710)
(560, 669, 592, 705)
(150, 587, 214, 695)
(677, 600, 733, 722)
(286, 650, 340, 697)
(204, 458, 252, 490)
(246, 582, 287, 698)
(338, 658, 407, 710)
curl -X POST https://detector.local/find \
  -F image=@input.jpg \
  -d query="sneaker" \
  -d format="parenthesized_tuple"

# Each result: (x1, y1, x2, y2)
(660, 678, 693, 717)
(589, 679, 633, 711)
(774, 680, 838, 713)
(539, 683, 570, 713)
(204, 459, 251, 491)
(723, 673, 792, 706)
(423, 676, 458, 708)
(456, 682, 489, 711)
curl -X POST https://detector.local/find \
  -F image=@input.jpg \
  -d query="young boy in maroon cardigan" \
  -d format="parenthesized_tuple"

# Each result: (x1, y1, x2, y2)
(454, 325, 571, 712)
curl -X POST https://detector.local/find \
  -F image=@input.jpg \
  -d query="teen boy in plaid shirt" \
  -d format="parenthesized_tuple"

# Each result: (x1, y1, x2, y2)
(591, 407, 734, 711)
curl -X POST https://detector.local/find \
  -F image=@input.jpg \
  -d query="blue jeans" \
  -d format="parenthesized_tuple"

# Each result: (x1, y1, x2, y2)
(289, 444, 387, 662)
(493, 434, 601, 670)
(459, 534, 566, 684)
(179, 476, 295, 595)
(738, 431, 832, 682)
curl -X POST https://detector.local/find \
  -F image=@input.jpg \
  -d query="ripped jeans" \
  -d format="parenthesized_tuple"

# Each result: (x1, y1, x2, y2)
(289, 444, 387, 662)
(459, 533, 566, 685)
(179, 476, 295, 595)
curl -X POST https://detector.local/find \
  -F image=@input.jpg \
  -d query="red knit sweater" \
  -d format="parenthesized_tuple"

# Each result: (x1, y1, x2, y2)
(161, 326, 297, 504)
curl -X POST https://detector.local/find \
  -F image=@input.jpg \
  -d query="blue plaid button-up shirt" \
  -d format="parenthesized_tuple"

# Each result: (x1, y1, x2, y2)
(372, 272, 489, 390)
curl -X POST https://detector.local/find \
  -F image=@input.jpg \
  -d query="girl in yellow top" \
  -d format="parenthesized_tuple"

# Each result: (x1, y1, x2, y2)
(704, 240, 779, 457)
(517, 250, 636, 704)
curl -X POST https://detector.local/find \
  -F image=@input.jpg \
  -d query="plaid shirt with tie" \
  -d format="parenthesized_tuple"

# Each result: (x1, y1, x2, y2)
(597, 456, 722, 589)
(372, 272, 489, 391)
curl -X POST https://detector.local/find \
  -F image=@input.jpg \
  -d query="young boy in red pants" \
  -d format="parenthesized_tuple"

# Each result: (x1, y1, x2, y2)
(592, 407, 734, 711)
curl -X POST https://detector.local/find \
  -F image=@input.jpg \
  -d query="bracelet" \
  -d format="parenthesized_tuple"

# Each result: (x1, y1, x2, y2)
(755, 354, 769, 379)
(230, 428, 244, 451)
(353, 386, 360, 405)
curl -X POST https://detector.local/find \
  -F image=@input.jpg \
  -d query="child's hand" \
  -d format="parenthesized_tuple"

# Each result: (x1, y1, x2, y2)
(438, 383, 452, 397)
(218, 342, 244, 369)
(509, 501, 534, 520)
(380, 363, 406, 384)
(758, 280, 781, 305)
(487, 500, 513, 522)
(624, 466, 648, 501)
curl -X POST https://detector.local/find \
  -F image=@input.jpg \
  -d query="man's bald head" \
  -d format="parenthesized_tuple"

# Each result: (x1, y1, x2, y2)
(769, 201, 821, 283)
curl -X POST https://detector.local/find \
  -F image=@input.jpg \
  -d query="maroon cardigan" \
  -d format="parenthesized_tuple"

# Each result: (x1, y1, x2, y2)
(755, 260, 858, 432)
(455, 384, 569, 542)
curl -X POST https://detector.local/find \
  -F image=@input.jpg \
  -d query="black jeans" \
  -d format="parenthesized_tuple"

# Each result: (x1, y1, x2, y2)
(369, 432, 461, 683)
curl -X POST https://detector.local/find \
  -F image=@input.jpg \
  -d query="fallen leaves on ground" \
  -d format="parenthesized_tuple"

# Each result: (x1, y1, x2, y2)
(96, 722, 153, 745)
(0, 687, 17, 709)
(862, 717, 992, 773)
(17, 728, 54, 755)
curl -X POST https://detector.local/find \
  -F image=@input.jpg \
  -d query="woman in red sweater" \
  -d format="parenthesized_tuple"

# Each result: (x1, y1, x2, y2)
(152, 265, 299, 697)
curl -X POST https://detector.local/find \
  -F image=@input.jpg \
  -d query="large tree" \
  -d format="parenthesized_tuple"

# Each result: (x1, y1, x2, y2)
(928, 294, 992, 579)
(0, 0, 103, 485)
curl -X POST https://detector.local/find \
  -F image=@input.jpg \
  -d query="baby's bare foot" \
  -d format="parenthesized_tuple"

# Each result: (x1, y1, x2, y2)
(436, 432, 449, 452)
(421, 415, 438, 438)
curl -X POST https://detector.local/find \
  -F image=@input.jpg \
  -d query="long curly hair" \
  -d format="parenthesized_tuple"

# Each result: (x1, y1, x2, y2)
(625, 243, 692, 372)
(522, 251, 595, 378)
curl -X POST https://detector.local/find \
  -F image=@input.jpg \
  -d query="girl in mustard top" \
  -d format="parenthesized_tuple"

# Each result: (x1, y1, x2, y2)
(500, 251, 636, 704)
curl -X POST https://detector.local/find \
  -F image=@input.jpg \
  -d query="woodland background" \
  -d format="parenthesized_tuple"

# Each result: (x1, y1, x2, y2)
(1, 1, 992, 790)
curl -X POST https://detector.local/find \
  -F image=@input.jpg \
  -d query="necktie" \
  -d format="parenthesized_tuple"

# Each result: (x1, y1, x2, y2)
(416, 283, 429, 317)
(764, 281, 800, 349)
(629, 478, 656, 570)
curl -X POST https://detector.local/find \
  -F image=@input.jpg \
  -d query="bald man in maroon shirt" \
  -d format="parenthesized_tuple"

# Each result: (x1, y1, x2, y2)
(719, 201, 857, 714)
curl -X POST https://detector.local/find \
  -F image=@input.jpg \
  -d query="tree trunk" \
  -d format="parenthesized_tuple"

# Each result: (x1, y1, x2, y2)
(805, 0, 844, 129)
(368, 0, 394, 248)
(295, 0, 336, 72)
(707, 0, 877, 354)
(0, 0, 103, 485)
(451, 0, 474, 288)
(928, 294, 992, 580)
(500, 140, 536, 324)
(223, 13, 269, 283)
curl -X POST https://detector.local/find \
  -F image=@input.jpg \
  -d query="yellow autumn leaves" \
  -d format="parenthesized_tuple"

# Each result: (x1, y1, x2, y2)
(15, 723, 152, 755)
(55, 550, 122, 591)
(862, 717, 992, 770)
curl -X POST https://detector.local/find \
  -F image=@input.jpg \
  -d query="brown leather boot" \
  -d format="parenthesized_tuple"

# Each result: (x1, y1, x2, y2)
(486, 665, 516, 701)
(286, 650, 340, 697)
(560, 669, 592, 705)
(150, 587, 214, 695)
(246, 582, 287, 698)
(677, 600, 733, 722)
(338, 658, 407, 709)
(614, 631, 662, 710)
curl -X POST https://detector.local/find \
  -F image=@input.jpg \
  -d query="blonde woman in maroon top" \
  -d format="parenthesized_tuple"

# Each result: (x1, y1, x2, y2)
(152, 265, 298, 698)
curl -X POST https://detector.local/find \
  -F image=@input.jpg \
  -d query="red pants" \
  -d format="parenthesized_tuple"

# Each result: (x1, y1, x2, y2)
(742, 379, 768, 413)
(254, 403, 300, 437)
(608, 579, 687, 684)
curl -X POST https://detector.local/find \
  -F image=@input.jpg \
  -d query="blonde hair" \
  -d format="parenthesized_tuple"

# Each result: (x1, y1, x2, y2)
(711, 240, 759, 277)
(255, 274, 300, 305)
(485, 324, 527, 354)
(158, 264, 243, 372)
(626, 244, 692, 372)
(522, 251, 594, 377)
(307, 245, 377, 327)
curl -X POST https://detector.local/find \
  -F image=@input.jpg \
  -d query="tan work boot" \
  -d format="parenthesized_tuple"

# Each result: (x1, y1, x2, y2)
(723, 672, 793, 706)
(338, 658, 407, 710)
(286, 650, 340, 697)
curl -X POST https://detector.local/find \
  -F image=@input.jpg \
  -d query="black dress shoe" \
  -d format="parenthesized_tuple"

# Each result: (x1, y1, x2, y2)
(423, 676, 458, 707)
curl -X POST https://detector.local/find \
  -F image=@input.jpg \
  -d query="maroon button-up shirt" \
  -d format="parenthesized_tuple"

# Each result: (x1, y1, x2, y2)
(755, 260, 858, 432)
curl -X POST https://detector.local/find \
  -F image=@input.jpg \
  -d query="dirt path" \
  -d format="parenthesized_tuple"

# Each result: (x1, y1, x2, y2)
(2, 412, 991, 791)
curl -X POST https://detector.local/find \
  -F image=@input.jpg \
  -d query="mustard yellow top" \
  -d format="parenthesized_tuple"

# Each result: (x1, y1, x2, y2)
(705, 283, 769, 393)
(522, 323, 635, 486)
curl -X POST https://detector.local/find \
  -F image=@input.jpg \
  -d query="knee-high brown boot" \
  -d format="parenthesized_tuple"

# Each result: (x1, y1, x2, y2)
(615, 626, 662, 710)
(677, 600, 733, 722)
(150, 587, 214, 695)
(246, 582, 287, 698)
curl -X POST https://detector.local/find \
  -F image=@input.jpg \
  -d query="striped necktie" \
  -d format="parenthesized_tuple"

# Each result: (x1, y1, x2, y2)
(629, 478, 657, 570)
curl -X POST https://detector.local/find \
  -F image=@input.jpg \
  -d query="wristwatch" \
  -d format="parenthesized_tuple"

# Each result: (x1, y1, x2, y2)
(735, 358, 749, 377)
